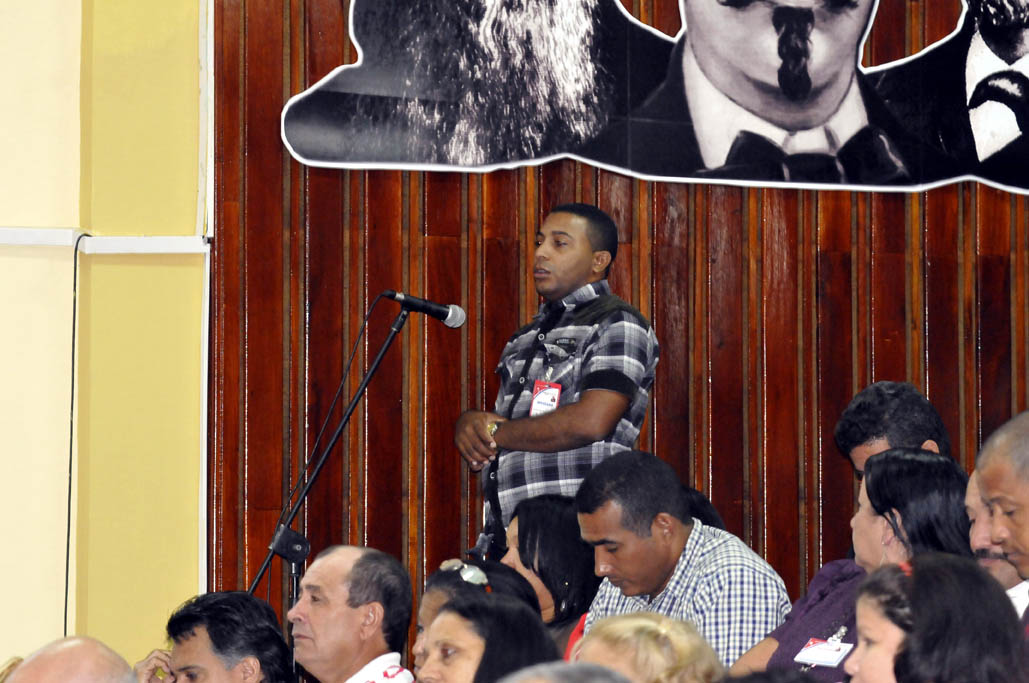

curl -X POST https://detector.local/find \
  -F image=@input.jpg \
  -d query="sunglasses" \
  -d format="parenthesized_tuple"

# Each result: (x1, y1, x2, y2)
(439, 558, 490, 588)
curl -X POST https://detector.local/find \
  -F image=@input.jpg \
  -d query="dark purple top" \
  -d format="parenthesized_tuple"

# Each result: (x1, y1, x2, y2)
(765, 559, 866, 683)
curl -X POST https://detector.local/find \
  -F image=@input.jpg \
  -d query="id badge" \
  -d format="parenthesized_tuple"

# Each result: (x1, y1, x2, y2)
(530, 380, 562, 416)
(793, 638, 853, 667)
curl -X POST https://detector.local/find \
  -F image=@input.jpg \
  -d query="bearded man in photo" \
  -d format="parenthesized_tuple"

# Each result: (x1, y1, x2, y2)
(281, 0, 673, 167)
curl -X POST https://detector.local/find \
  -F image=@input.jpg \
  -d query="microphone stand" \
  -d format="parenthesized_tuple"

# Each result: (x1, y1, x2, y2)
(248, 308, 411, 597)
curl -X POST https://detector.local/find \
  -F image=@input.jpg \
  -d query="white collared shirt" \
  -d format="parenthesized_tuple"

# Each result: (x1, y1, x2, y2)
(343, 652, 413, 683)
(965, 30, 1029, 161)
(682, 43, 869, 168)
(1007, 579, 1029, 620)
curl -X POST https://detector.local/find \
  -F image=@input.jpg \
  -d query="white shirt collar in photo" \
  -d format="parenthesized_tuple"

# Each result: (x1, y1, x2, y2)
(965, 30, 1029, 161)
(683, 42, 869, 168)
(1007, 579, 1029, 620)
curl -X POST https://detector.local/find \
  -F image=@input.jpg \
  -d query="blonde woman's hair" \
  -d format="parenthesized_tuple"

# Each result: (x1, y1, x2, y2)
(573, 613, 724, 683)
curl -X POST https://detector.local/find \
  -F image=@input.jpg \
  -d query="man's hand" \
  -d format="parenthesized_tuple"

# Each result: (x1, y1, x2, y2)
(455, 410, 505, 471)
(134, 649, 173, 683)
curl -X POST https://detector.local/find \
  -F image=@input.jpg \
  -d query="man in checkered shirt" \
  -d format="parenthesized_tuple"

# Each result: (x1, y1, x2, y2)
(576, 450, 790, 666)
(454, 203, 659, 556)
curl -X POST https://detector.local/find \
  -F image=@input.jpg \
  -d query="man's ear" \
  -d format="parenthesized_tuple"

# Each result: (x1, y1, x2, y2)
(651, 512, 677, 541)
(920, 439, 940, 454)
(236, 655, 262, 683)
(360, 602, 386, 640)
(591, 250, 612, 275)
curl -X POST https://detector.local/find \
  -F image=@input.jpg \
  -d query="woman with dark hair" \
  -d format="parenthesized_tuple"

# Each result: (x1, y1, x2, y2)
(412, 558, 541, 675)
(845, 552, 1026, 683)
(500, 495, 601, 651)
(418, 592, 560, 683)
(731, 448, 970, 682)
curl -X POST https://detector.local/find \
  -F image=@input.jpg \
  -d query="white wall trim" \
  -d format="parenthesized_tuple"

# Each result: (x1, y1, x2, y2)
(0, 228, 80, 247)
(79, 235, 209, 254)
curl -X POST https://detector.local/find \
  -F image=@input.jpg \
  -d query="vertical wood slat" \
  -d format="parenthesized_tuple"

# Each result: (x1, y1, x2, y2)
(212, 0, 1029, 618)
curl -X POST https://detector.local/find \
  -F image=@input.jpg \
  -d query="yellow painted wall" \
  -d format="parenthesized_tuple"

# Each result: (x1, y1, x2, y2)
(0, 2, 81, 228)
(76, 254, 206, 660)
(74, 0, 207, 664)
(0, 0, 206, 664)
(81, 0, 200, 236)
(0, 246, 76, 656)
(0, 0, 81, 657)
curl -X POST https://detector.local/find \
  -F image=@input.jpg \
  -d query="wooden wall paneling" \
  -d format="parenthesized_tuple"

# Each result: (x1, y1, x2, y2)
(420, 173, 467, 571)
(924, 186, 963, 461)
(959, 184, 980, 465)
(688, 187, 708, 494)
(976, 186, 1015, 452)
(242, 0, 289, 594)
(864, 0, 908, 67)
(815, 193, 857, 565)
(744, 190, 763, 549)
(211, 0, 245, 592)
(760, 190, 803, 597)
(462, 173, 484, 554)
(704, 187, 748, 537)
(799, 191, 819, 581)
(361, 171, 407, 557)
(868, 194, 909, 382)
(1016, 198, 1029, 413)
(651, 184, 692, 481)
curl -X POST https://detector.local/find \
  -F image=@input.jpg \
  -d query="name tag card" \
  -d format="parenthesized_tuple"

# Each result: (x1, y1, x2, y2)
(793, 638, 853, 668)
(530, 380, 561, 416)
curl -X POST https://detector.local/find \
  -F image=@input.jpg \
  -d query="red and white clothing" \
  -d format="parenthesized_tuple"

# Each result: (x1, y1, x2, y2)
(345, 653, 413, 683)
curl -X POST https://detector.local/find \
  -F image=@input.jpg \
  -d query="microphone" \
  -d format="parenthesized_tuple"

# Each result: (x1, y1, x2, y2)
(384, 290, 466, 328)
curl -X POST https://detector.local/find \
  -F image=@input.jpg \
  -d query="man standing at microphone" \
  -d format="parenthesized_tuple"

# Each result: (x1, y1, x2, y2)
(454, 203, 659, 558)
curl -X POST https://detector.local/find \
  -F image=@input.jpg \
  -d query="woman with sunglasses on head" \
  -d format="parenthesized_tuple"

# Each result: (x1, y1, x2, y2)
(418, 592, 559, 683)
(731, 448, 971, 682)
(845, 552, 1026, 683)
(500, 495, 601, 653)
(412, 558, 540, 676)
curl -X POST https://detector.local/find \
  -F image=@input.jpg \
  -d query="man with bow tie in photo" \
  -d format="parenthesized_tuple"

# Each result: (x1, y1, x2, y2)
(871, 0, 1029, 189)
(577, 0, 951, 185)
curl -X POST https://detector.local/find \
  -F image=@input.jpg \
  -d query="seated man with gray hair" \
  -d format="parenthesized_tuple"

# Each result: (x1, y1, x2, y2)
(287, 545, 414, 683)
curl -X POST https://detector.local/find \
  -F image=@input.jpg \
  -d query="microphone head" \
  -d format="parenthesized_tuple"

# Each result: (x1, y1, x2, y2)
(444, 304, 467, 328)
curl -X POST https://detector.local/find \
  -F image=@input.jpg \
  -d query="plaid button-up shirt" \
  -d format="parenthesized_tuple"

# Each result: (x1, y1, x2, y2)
(584, 519, 791, 666)
(488, 280, 659, 524)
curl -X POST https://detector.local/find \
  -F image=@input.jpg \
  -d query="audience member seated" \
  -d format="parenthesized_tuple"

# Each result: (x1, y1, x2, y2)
(8, 636, 131, 683)
(501, 495, 601, 652)
(966, 471, 1028, 616)
(977, 412, 1029, 593)
(576, 450, 790, 666)
(573, 612, 724, 683)
(833, 381, 951, 476)
(845, 553, 1027, 683)
(417, 592, 559, 683)
(499, 661, 632, 683)
(731, 447, 970, 682)
(413, 557, 541, 674)
(134, 590, 294, 683)
(288, 545, 413, 683)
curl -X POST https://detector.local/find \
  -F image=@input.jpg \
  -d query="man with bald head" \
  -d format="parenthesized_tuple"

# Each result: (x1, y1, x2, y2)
(9, 636, 132, 683)
(966, 471, 1029, 617)
(286, 545, 414, 683)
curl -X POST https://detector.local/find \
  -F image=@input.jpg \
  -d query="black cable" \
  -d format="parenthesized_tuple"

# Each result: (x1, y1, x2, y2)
(64, 232, 90, 636)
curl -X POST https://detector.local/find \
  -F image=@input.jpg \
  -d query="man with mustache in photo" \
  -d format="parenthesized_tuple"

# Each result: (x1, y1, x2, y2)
(871, 0, 1029, 189)
(576, 0, 951, 185)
